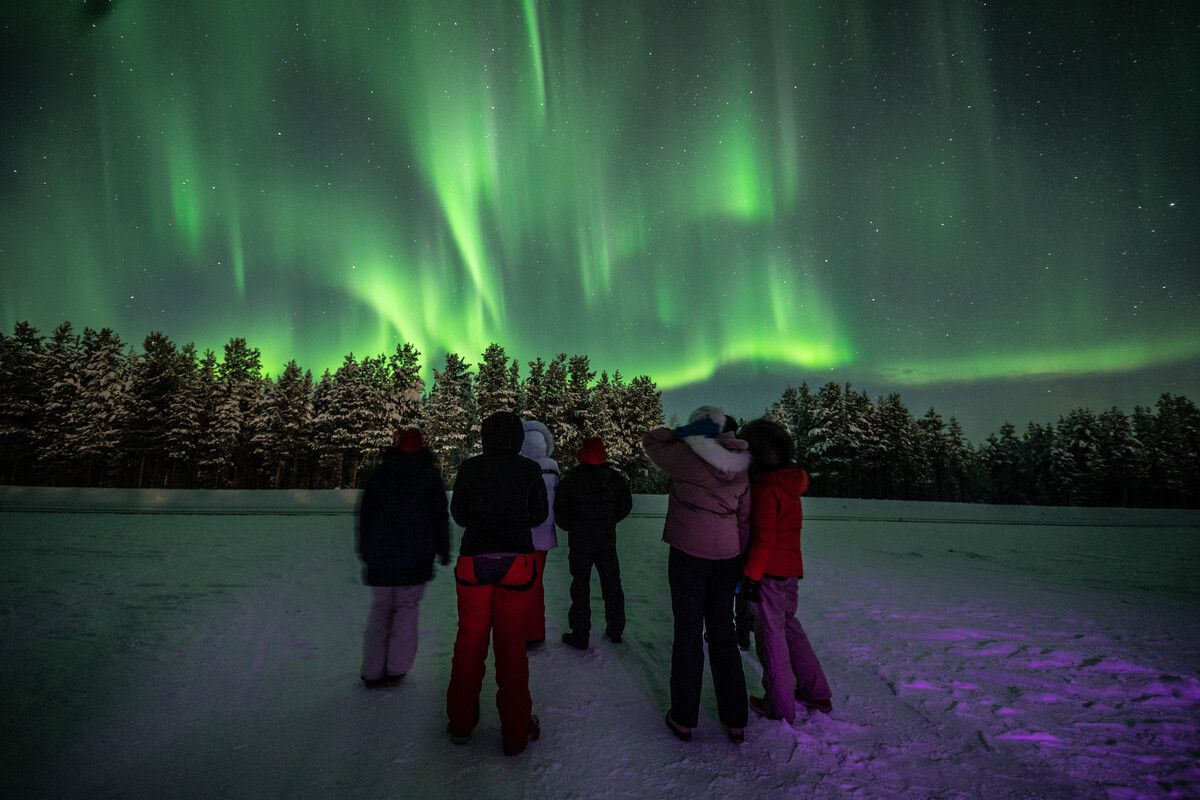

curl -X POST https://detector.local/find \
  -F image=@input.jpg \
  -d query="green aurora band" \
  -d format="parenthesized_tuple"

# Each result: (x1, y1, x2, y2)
(1, 1, 1197, 396)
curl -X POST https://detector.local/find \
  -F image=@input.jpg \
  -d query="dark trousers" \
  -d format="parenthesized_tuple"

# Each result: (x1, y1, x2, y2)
(667, 547, 748, 729)
(567, 544, 625, 639)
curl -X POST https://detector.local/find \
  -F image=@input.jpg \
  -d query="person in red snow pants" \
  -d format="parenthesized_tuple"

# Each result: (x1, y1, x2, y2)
(446, 554, 539, 751)
(445, 411, 549, 756)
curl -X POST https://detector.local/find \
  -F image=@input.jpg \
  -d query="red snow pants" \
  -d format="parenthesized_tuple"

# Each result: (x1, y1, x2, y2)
(446, 554, 537, 752)
(526, 549, 549, 643)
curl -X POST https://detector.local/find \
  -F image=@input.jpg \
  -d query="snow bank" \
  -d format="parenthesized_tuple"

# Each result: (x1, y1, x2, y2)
(3, 486, 1197, 529)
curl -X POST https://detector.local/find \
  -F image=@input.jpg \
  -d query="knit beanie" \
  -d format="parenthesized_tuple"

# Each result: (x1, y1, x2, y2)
(394, 427, 425, 454)
(577, 437, 607, 465)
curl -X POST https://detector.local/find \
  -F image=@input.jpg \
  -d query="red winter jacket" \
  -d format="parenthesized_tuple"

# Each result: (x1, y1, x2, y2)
(743, 466, 810, 581)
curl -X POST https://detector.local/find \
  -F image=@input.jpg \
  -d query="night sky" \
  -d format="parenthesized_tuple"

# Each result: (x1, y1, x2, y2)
(2, 1, 1197, 436)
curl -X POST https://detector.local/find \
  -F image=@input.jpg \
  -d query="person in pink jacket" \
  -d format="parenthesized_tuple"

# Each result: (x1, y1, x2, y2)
(643, 406, 752, 743)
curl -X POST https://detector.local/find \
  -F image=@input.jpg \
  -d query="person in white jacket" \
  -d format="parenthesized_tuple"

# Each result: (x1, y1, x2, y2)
(520, 420, 560, 646)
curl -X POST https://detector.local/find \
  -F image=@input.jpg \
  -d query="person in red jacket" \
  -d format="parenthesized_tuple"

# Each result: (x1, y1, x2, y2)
(739, 419, 832, 723)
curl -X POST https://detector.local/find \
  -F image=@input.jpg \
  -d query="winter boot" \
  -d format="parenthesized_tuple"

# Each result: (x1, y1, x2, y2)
(561, 630, 589, 650)
(604, 628, 623, 644)
(748, 695, 780, 720)
(503, 714, 541, 756)
(795, 691, 833, 714)
(725, 725, 745, 744)
(665, 712, 693, 742)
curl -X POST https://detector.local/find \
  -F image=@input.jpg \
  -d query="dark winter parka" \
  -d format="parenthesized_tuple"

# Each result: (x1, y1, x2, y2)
(554, 463, 633, 552)
(356, 446, 450, 586)
(451, 411, 549, 557)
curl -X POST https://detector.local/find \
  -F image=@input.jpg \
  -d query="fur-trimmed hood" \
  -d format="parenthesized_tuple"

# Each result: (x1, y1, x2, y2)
(520, 419, 555, 460)
(681, 432, 751, 480)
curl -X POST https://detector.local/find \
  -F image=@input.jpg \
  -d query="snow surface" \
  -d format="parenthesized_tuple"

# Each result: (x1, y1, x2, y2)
(2, 492, 1198, 799)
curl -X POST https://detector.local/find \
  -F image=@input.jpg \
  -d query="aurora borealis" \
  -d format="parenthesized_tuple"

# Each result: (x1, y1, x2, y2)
(1, 1, 1197, 433)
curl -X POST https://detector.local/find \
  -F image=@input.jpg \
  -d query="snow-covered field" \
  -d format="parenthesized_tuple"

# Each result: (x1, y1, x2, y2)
(2, 491, 1198, 799)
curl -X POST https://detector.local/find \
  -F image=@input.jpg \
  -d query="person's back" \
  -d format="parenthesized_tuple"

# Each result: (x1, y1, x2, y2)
(447, 411, 548, 756)
(642, 406, 751, 743)
(358, 444, 449, 586)
(743, 465, 809, 583)
(451, 413, 547, 556)
(555, 437, 632, 648)
(555, 461, 633, 550)
(356, 428, 448, 687)
(739, 418, 831, 723)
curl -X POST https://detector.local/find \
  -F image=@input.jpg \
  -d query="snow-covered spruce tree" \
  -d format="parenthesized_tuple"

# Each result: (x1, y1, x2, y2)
(765, 400, 790, 433)
(209, 338, 263, 488)
(308, 370, 338, 488)
(984, 422, 1025, 504)
(521, 357, 546, 423)
(195, 348, 237, 488)
(122, 332, 183, 487)
(164, 344, 204, 487)
(507, 358, 522, 416)
(845, 387, 879, 498)
(311, 354, 385, 488)
(809, 382, 865, 497)
(424, 353, 474, 485)
(35, 322, 84, 484)
(918, 408, 949, 501)
(623, 373, 664, 492)
(945, 417, 983, 502)
(388, 343, 425, 431)
(1051, 409, 1101, 506)
(538, 354, 573, 463)
(1149, 394, 1200, 507)
(0, 322, 46, 483)
(874, 393, 929, 500)
(588, 371, 626, 466)
(473, 343, 519, 455)
(1130, 405, 1158, 507)
(559, 354, 595, 469)
(1095, 407, 1144, 508)
(251, 360, 313, 488)
(1019, 421, 1055, 505)
(356, 354, 397, 483)
(67, 328, 131, 486)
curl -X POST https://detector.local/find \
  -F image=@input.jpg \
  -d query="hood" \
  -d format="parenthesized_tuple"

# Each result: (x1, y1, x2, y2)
(379, 445, 434, 468)
(758, 464, 806, 492)
(682, 432, 751, 479)
(481, 411, 525, 456)
(520, 419, 554, 460)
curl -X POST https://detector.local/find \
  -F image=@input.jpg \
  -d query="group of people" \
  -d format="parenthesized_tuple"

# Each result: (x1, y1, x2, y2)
(354, 406, 831, 756)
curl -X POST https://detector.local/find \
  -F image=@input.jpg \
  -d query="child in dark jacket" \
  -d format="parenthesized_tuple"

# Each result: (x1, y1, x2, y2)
(554, 437, 633, 649)
(356, 427, 450, 687)
(739, 419, 832, 723)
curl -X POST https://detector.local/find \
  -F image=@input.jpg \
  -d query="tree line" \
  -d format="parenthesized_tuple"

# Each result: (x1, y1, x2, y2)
(0, 322, 664, 492)
(1, 320, 1197, 507)
(761, 383, 1199, 508)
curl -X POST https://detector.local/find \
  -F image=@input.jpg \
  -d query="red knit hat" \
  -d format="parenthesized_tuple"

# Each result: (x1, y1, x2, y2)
(394, 427, 424, 454)
(577, 437, 607, 465)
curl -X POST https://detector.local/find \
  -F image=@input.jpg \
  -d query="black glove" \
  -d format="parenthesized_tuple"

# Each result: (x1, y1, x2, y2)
(740, 579, 761, 603)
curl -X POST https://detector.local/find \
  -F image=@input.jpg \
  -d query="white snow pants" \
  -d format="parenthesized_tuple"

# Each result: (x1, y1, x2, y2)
(361, 584, 425, 680)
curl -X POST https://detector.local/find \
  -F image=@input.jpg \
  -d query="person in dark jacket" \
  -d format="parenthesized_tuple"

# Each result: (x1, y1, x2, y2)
(554, 437, 633, 649)
(446, 411, 549, 756)
(356, 427, 450, 688)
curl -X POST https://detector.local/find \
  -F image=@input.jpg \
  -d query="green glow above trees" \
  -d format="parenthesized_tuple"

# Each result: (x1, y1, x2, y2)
(1, 1, 1196, 394)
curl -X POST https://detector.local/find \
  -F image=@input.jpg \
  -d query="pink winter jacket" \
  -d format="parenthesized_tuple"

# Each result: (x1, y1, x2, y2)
(643, 427, 752, 560)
